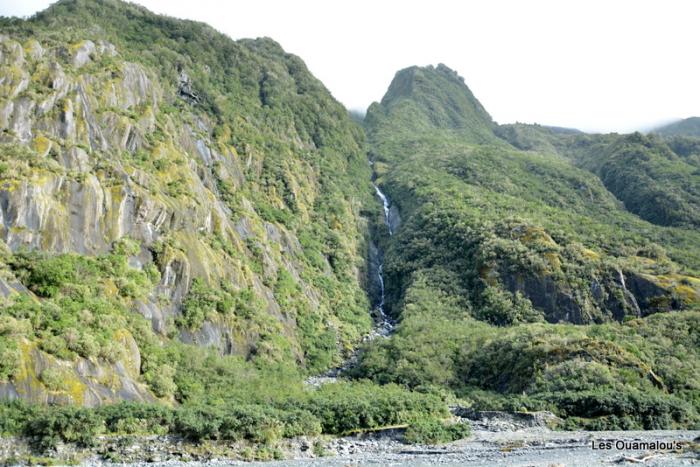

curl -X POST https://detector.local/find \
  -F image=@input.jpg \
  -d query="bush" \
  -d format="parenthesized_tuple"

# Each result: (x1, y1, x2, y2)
(98, 402, 174, 435)
(279, 409, 322, 437)
(543, 389, 696, 430)
(219, 406, 283, 444)
(24, 406, 104, 450)
(404, 418, 471, 444)
(173, 406, 223, 442)
(0, 401, 38, 436)
(172, 404, 318, 444)
(0, 337, 21, 382)
(304, 382, 447, 434)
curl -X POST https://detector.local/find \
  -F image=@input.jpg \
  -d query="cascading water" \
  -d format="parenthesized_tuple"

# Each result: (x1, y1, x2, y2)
(372, 183, 395, 336)
(374, 185, 393, 235)
(304, 173, 396, 386)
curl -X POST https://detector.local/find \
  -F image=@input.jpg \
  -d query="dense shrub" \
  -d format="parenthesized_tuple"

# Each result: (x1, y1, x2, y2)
(24, 406, 104, 450)
(97, 402, 174, 435)
(404, 418, 471, 444)
(0, 401, 38, 437)
(304, 382, 447, 434)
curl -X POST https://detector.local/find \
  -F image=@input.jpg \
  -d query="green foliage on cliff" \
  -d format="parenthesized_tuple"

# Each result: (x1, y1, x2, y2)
(497, 125, 700, 229)
(357, 64, 700, 430)
(561, 132, 700, 228)
(0, 0, 699, 450)
(0, 0, 375, 403)
(0, 0, 469, 451)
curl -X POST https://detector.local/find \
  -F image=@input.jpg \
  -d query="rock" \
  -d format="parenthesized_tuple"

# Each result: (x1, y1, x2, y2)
(500, 269, 586, 323)
(24, 39, 44, 61)
(452, 407, 562, 431)
(71, 40, 96, 68)
(96, 40, 117, 57)
(0, 28, 370, 409)
(9, 97, 34, 142)
(177, 68, 199, 104)
(625, 271, 681, 314)
(2, 341, 154, 407)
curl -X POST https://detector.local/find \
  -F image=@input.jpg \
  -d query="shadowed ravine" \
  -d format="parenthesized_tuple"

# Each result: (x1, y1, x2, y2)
(305, 166, 397, 386)
(372, 182, 396, 336)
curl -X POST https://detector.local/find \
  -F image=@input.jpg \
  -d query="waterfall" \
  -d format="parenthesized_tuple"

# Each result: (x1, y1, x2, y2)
(373, 183, 394, 336)
(304, 177, 396, 385)
(374, 184, 393, 236)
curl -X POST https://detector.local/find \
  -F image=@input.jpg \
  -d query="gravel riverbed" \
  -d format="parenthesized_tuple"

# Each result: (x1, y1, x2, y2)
(98, 429, 698, 467)
(3, 416, 698, 466)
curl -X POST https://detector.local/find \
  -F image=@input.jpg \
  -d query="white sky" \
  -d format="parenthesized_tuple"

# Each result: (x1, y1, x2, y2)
(1, 0, 699, 133)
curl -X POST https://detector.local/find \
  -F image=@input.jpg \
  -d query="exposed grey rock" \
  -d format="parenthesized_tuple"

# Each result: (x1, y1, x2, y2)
(179, 320, 234, 355)
(60, 146, 91, 172)
(71, 40, 96, 68)
(0, 32, 368, 407)
(0, 100, 13, 129)
(0, 343, 154, 407)
(177, 68, 200, 104)
(3, 429, 698, 466)
(626, 271, 680, 314)
(24, 39, 45, 61)
(500, 269, 586, 323)
(96, 40, 117, 57)
(9, 97, 34, 142)
(195, 139, 212, 166)
(453, 408, 561, 431)
(388, 204, 401, 233)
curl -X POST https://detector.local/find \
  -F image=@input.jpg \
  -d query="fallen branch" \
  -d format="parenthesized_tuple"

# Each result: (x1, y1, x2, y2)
(616, 453, 661, 463)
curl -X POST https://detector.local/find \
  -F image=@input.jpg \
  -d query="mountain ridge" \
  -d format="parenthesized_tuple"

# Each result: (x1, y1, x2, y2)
(0, 0, 698, 457)
(357, 61, 700, 430)
(653, 117, 700, 137)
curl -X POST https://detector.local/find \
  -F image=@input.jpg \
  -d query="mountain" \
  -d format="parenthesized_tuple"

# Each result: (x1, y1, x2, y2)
(365, 64, 500, 166)
(0, 0, 698, 457)
(654, 117, 700, 137)
(357, 64, 700, 430)
(496, 125, 700, 228)
(0, 2, 477, 452)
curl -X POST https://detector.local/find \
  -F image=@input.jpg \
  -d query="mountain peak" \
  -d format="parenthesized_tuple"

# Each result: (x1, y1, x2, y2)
(380, 64, 465, 105)
(367, 63, 497, 145)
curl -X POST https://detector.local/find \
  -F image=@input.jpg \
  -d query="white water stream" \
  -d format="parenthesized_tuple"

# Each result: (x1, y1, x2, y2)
(372, 183, 395, 336)
(305, 181, 397, 386)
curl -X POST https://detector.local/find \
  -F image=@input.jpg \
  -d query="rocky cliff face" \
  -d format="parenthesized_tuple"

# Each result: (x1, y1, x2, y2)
(0, 0, 373, 406)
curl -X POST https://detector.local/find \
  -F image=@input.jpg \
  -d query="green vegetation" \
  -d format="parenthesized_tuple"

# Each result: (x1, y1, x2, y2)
(654, 117, 700, 138)
(0, 0, 377, 408)
(561, 132, 700, 228)
(404, 418, 471, 445)
(0, 0, 698, 457)
(0, 381, 452, 449)
(0, 0, 376, 377)
(0, 240, 170, 390)
(497, 125, 700, 229)
(357, 63, 700, 430)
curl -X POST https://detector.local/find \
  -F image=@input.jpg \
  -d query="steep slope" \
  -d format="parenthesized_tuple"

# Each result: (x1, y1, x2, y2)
(365, 64, 500, 164)
(357, 64, 700, 429)
(497, 126, 700, 228)
(566, 133, 700, 228)
(654, 117, 700, 137)
(368, 65, 700, 324)
(0, 0, 377, 406)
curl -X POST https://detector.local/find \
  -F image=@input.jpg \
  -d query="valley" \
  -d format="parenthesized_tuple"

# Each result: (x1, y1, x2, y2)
(0, 0, 698, 464)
